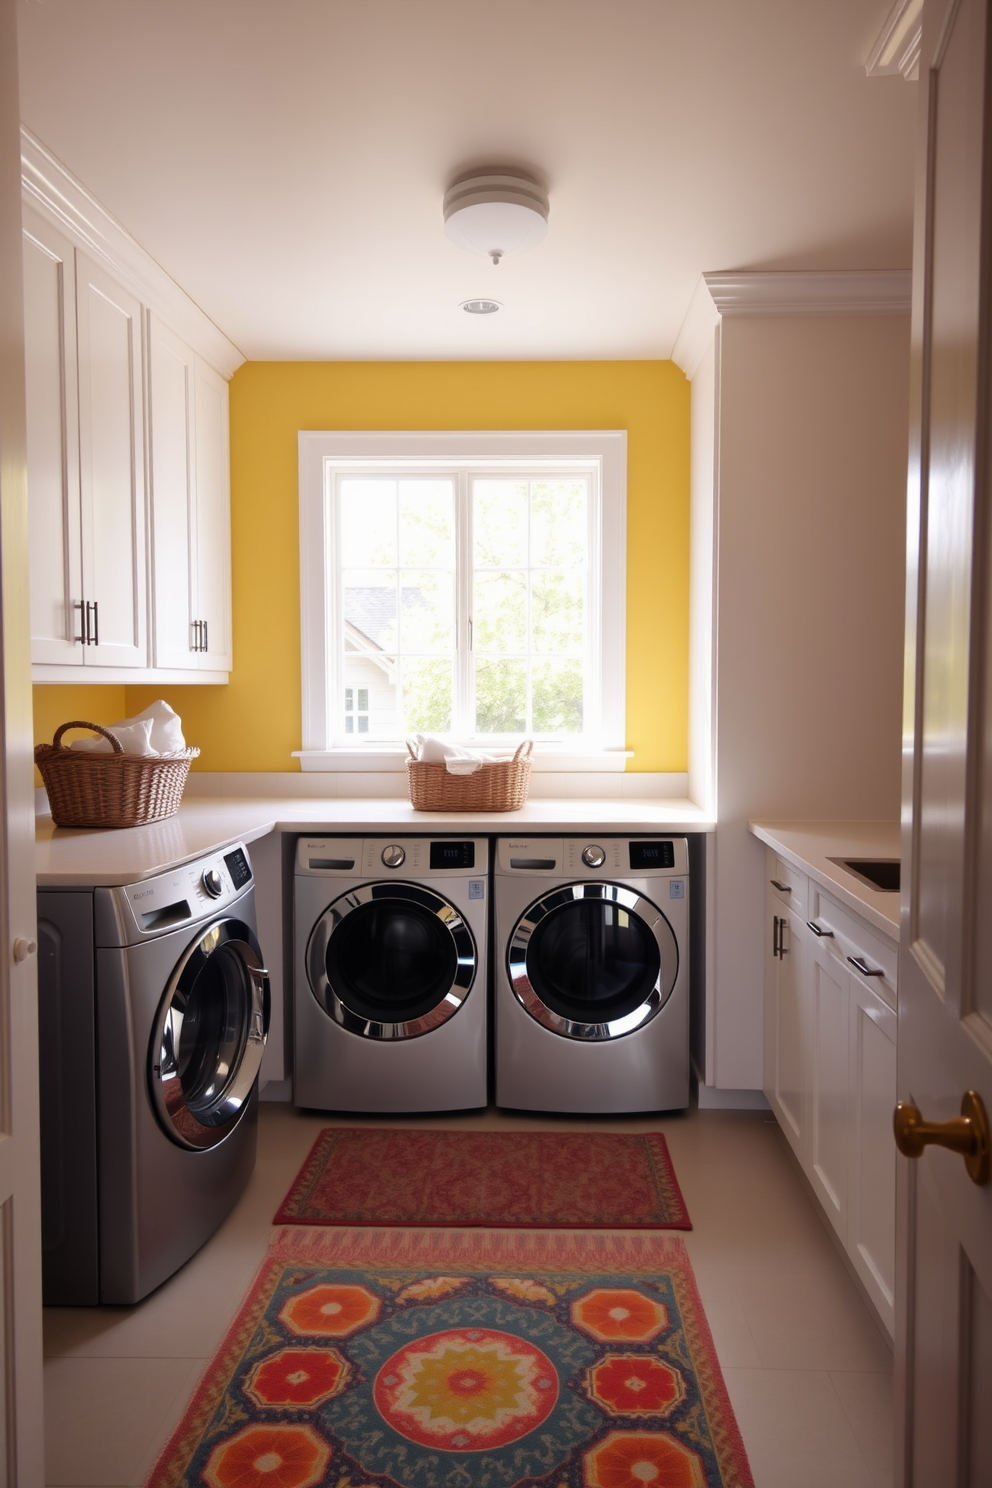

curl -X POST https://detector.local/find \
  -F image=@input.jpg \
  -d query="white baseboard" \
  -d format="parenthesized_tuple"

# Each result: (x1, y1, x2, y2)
(697, 1085, 771, 1111)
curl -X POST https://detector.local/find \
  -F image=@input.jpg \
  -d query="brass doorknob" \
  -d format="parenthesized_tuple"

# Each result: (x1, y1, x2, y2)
(893, 1090, 990, 1186)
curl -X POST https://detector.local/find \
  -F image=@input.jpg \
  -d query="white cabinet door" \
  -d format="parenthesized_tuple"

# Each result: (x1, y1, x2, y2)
(22, 210, 82, 666)
(193, 355, 232, 670)
(764, 885, 808, 1162)
(148, 324, 232, 675)
(809, 937, 850, 1242)
(149, 318, 195, 669)
(848, 973, 896, 1336)
(75, 252, 146, 667)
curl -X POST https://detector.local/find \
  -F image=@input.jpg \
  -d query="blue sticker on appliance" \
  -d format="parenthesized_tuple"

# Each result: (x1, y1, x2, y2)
(670, 881, 685, 899)
(468, 879, 486, 899)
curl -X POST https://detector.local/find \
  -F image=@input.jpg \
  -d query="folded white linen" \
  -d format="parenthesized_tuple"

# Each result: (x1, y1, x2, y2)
(411, 733, 501, 776)
(70, 700, 186, 756)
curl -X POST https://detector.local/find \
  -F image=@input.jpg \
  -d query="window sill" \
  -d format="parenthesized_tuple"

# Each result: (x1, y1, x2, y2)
(292, 748, 634, 774)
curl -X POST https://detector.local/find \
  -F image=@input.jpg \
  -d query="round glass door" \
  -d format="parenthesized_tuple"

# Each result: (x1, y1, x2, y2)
(507, 883, 678, 1040)
(307, 882, 477, 1039)
(150, 919, 269, 1150)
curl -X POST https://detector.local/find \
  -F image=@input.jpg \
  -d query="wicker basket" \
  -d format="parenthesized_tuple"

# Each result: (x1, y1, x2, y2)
(406, 740, 533, 812)
(35, 721, 200, 829)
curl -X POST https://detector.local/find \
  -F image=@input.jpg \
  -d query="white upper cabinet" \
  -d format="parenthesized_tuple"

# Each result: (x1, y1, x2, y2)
(148, 322, 232, 673)
(23, 216, 146, 669)
(75, 251, 146, 668)
(21, 132, 242, 683)
(22, 212, 80, 665)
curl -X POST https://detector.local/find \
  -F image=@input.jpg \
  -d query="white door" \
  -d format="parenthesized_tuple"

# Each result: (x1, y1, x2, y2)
(0, 0, 49, 1474)
(21, 210, 82, 667)
(75, 252, 146, 667)
(896, 0, 992, 1478)
(192, 355, 232, 671)
(149, 316, 196, 670)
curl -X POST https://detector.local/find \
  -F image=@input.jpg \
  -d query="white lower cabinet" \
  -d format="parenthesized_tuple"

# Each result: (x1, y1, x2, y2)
(764, 869, 808, 1161)
(762, 849, 897, 1335)
(809, 936, 850, 1241)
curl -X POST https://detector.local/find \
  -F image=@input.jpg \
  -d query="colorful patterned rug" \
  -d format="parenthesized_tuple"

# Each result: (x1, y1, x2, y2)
(273, 1129, 692, 1230)
(146, 1227, 751, 1488)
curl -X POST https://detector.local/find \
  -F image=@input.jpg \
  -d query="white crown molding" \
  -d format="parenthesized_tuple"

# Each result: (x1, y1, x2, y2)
(21, 128, 245, 379)
(866, 0, 923, 80)
(702, 270, 912, 318)
(672, 276, 721, 379)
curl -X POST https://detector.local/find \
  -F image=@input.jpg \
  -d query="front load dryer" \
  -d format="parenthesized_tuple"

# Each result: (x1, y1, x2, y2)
(37, 843, 269, 1305)
(294, 836, 488, 1112)
(494, 836, 689, 1113)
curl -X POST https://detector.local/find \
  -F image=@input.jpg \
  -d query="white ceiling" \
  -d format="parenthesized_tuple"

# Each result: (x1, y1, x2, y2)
(16, 0, 918, 362)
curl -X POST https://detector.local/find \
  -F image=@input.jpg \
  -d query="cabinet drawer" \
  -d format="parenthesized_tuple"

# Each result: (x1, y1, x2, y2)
(807, 885, 897, 1009)
(766, 850, 808, 912)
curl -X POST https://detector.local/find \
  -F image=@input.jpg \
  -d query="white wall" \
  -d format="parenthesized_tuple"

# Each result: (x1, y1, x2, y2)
(708, 313, 909, 1088)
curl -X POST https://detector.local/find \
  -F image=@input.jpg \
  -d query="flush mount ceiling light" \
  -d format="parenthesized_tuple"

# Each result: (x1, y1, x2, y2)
(444, 169, 549, 267)
(461, 298, 502, 315)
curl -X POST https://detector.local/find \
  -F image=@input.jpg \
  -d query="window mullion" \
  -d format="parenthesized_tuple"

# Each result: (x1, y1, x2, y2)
(455, 469, 473, 736)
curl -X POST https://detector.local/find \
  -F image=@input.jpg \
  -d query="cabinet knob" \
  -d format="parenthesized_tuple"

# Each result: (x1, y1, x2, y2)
(12, 938, 36, 964)
(894, 1091, 990, 1186)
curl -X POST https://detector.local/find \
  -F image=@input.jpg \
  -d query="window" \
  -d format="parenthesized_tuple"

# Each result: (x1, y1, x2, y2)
(298, 431, 626, 767)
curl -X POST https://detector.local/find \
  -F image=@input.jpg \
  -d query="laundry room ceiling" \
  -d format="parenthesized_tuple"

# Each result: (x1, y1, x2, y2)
(16, 0, 918, 362)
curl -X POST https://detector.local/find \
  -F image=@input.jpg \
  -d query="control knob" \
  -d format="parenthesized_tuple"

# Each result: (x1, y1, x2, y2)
(582, 844, 606, 868)
(382, 844, 406, 868)
(202, 867, 223, 898)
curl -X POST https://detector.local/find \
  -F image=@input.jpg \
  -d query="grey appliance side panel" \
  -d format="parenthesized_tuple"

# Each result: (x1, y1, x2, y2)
(94, 946, 141, 1302)
(36, 890, 99, 1305)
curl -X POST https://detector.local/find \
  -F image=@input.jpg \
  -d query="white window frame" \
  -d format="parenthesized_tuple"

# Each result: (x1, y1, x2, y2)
(297, 430, 627, 771)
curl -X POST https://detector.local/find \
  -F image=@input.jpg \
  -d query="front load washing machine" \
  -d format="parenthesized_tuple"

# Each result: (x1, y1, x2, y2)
(294, 836, 488, 1112)
(37, 843, 269, 1304)
(494, 836, 689, 1113)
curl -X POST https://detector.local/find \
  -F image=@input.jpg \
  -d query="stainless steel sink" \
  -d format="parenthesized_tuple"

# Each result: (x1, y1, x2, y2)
(827, 857, 900, 893)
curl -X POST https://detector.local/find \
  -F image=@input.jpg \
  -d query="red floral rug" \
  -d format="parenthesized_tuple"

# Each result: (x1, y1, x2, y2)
(274, 1129, 691, 1229)
(145, 1227, 752, 1488)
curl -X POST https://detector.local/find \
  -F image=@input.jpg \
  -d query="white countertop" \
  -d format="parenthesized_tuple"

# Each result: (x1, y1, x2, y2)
(36, 795, 714, 886)
(748, 819, 901, 940)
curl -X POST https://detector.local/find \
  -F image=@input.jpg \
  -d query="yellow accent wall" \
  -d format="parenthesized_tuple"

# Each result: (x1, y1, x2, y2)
(35, 361, 689, 773)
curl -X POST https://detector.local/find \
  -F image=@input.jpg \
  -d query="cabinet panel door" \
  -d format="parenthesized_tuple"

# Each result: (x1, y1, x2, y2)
(848, 975, 896, 1335)
(75, 253, 146, 667)
(22, 212, 81, 666)
(766, 892, 807, 1161)
(809, 940, 849, 1241)
(192, 356, 232, 670)
(148, 318, 195, 669)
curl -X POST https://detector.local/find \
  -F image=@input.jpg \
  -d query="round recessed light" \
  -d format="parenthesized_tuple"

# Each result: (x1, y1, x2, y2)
(461, 299, 502, 315)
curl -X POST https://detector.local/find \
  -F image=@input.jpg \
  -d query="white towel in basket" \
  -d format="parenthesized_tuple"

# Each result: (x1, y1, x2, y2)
(411, 734, 503, 776)
(69, 700, 186, 756)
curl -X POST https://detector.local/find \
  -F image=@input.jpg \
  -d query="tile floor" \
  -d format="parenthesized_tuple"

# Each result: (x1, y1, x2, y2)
(42, 1101, 894, 1488)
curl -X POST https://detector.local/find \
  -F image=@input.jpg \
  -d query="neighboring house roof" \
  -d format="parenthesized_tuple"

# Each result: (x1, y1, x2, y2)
(344, 585, 429, 651)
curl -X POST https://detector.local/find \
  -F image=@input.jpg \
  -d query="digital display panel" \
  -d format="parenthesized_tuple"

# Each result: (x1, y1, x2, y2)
(629, 840, 675, 871)
(429, 841, 475, 870)
(224, 847, 252, 888)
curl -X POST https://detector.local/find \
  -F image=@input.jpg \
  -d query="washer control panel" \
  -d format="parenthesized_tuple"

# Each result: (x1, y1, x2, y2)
(115, 842, 253, 941)
(296, 837, 490, 878)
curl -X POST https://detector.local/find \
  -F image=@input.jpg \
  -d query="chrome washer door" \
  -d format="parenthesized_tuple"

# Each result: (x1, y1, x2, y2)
(306, 881, 477, 1039)
(507, 882, 678, 1041)
(150, 918, 269, 1151)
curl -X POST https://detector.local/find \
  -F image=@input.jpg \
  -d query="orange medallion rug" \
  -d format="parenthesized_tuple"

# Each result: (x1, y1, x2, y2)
(273, 1129, 691, 1229)
(145, 1227, 752, 1488)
